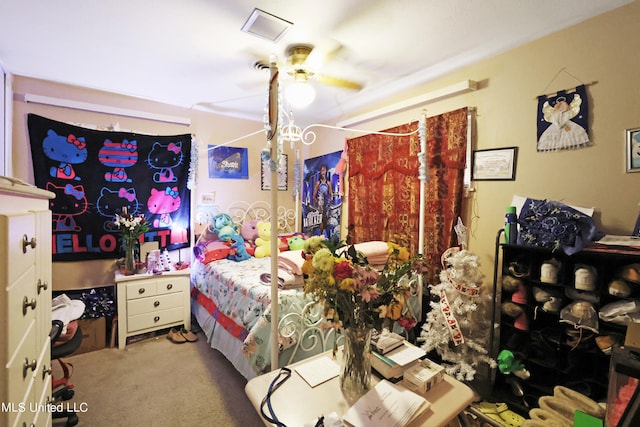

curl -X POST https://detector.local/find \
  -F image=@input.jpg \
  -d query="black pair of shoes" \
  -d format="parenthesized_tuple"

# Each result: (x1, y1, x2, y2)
(167, 327, 198, 343)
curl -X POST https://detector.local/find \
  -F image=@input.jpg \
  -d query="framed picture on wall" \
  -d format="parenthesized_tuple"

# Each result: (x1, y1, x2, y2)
(626, 127, 640, 172)
(261, 154, 288, 191)
(207, 145, 249, 179)
(471, 147, 518, 181)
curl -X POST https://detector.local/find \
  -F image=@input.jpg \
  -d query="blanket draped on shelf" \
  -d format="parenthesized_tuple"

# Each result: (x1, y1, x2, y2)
(28, 114, 192, 261)
(347, 107, 468, 285)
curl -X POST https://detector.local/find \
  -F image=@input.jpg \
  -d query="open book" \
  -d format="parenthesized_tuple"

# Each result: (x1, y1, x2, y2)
(342, 379, 430, 427)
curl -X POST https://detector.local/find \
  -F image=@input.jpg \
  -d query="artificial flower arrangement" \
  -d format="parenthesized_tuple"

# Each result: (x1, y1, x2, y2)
(302, 236, 426, 332)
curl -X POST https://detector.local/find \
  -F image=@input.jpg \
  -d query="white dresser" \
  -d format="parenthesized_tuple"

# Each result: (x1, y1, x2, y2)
(0, 178, 54, 427)
(115, 269, 191, 349)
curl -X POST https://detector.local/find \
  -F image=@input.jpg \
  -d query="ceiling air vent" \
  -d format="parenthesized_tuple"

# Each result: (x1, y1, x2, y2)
(241, 8, 292, 43)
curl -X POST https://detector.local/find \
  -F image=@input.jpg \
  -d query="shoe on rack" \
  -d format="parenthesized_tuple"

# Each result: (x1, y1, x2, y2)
(180, 328, 198, 342)
(167, 327, 187, 343)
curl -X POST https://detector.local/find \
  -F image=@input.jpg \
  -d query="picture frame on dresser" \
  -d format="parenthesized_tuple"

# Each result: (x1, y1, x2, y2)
(625, 127, 640, 172)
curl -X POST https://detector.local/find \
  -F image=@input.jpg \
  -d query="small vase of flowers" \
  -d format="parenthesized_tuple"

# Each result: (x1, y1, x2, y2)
(113, 208, 149, 275)
(303, 237, 426, 399)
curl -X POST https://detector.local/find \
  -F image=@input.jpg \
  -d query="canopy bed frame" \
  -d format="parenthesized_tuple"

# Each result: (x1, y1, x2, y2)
(193, 60, 471, 377)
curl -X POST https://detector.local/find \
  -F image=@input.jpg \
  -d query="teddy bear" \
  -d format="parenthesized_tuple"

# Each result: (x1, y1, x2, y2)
(254, 221, 272, 258)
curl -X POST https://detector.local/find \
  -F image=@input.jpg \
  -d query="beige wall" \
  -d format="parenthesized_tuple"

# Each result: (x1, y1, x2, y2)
(6, 0, 640, 289)
(308, 0, 640, 282)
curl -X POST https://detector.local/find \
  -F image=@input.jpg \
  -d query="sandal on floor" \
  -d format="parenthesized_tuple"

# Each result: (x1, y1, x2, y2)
(180, 327, 198, 342)
(471, 402, 525, 427)
(167, 327, 187, 343)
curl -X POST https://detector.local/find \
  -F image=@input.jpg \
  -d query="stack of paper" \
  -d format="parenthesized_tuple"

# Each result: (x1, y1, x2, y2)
(342, 380, 431, 427)
(370, 341, 426, 380)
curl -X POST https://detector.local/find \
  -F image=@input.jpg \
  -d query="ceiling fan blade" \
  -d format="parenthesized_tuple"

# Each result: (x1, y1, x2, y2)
(315, 73, 363, 91)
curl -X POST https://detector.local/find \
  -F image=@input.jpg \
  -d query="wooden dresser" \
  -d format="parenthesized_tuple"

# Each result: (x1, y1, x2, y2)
(0, 178, 54, 427)
(115, 269, 191, 349)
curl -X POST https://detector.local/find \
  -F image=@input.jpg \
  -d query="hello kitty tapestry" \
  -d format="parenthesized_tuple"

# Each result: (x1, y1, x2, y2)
(28, 114, 192, 262)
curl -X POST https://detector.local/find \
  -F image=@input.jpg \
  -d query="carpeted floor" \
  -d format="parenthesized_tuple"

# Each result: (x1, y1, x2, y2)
(51, 326, 264, 426)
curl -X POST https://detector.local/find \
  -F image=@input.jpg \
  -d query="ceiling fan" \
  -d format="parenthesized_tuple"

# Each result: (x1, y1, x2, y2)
(254, 44, 363, 88)
(280, 44, 363, 91)
(253, 43, 363, 109)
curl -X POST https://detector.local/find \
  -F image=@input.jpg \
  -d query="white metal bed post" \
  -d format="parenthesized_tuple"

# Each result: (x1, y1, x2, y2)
(267, 60, 280, 372)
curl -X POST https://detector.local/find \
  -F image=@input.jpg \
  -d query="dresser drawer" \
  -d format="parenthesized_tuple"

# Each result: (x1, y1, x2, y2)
(127, 307, 183, 333)
(0, 213, 37, 285)
(6, 270, 38, 356)
(127, 292, 183, 317)
(6, 321, 38, 405)
(125, 279, 157, 300)
(155, 276, 187, 296)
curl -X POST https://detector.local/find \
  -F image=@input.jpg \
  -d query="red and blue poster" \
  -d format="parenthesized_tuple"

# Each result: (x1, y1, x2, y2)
(28, 114, 191, 261)
(302, 151, 343, 239)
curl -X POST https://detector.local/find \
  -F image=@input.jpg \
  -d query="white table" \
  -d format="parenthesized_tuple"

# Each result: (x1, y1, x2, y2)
(245, 350, 475, 427)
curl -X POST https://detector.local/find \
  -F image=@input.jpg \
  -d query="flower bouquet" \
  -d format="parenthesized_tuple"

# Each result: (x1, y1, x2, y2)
(113, 208, 149, 275)
(303, 236, 426, 398)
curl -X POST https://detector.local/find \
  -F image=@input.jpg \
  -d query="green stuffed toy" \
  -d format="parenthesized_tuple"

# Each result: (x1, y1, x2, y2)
(287, 235, 306, 251)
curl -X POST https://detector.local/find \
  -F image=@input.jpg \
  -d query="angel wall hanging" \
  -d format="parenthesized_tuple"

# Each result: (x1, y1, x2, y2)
(536, 84, 590, 152)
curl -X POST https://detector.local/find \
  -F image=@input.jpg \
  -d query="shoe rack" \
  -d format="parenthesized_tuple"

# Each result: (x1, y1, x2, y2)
(491, 235, 640, 417)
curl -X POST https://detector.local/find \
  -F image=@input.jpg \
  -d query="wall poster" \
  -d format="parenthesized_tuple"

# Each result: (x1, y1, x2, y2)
(208, 145, 249, 179)
(302, 151, 343, 240)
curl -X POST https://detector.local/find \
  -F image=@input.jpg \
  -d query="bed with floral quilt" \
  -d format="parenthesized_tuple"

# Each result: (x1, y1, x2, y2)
(190, 201, 339, 379)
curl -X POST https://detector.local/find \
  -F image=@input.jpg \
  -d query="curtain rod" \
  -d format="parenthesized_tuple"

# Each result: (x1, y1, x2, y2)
(22, 93, 191, 126)
(336, 80, 477, 127)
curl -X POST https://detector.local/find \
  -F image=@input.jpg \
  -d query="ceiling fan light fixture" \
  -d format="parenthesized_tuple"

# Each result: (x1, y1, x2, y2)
(285, 81, 316, 109)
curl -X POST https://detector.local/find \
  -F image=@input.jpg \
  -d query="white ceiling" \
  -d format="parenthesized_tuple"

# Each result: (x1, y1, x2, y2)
(0, 0, 631, 126)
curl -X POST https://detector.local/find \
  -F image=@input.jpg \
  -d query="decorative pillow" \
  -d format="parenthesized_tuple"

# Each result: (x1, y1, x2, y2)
(193, 240, 232, 264)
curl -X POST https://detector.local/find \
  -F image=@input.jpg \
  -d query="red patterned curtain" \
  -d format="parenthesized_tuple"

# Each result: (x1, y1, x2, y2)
(347, 107, 468, 285)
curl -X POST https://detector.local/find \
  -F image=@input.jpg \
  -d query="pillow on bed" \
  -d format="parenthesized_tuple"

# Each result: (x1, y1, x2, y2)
(193, 240, 232, 264)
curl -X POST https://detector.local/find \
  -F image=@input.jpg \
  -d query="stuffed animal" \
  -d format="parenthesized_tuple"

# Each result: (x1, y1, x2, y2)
(288, 235, 306, 251)
(254, 221, 272, 258)
(241, 219, 260, 242)
(211, 213, 237, 237)
(226, 233, 251, 261)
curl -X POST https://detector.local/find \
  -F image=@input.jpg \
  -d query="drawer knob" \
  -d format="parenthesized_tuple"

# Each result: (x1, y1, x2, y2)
(154, 300, 160, 307)
(42, 364, 52, 380)
(154, 316, 160, 322)
(138, 287, 146, 294)
(22, 296, 37, 315)
(22, 234, 37, 253)
(166, 283, 173, 290)
(37, 279, 49, 294)
(23, 357, 37, 378)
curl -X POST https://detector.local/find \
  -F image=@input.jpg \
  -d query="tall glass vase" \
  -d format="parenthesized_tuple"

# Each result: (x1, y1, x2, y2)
(340, 326, 373, 400)
(124, 241, 136, 275)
